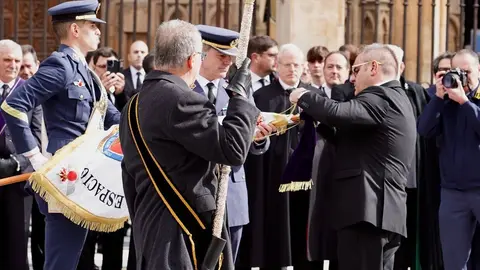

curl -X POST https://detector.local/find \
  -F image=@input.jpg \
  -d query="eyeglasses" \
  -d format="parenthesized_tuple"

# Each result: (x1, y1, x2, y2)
(351, 60, 383, 76)
(195, 51, 207, 61)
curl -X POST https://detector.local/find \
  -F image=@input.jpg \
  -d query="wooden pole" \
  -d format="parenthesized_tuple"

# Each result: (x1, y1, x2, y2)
(0, 173, 32, 187)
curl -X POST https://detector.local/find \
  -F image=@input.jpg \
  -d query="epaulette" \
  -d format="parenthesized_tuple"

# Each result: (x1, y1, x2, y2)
(51, 51, 66, 58)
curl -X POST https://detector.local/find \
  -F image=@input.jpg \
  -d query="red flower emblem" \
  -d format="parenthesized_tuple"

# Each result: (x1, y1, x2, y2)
(58, 167, 78, 182)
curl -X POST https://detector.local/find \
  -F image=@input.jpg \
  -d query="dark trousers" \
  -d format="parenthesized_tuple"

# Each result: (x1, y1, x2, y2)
(31, 197, 46, 270)
(0, 183, 28, 270)
(439, 188, 480, 270)
(393, 188, 417, 270)
(230, 225, 243, 263)
(78, 225, 126, 270)
(35, 193, 88, 270)
(337, 222, 401, 270)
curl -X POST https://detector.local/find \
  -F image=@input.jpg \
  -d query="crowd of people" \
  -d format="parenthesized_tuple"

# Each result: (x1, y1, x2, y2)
(1, 1, 480, 270)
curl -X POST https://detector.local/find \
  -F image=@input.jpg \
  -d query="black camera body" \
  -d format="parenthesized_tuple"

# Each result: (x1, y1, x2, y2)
(442, 68, 468, 88)
(107, 59, 123, 73)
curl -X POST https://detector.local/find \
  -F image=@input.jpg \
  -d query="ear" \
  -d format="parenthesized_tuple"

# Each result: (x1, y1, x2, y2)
(71, 23, 80, 37)
(371, 61, 380, 76)
(251, 53, 259, 62)
(187, 54, 195, 69)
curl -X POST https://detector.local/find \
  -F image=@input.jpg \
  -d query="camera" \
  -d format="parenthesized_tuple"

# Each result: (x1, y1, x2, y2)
(107, 59, 123, 73)
(442, 68, 468, 88)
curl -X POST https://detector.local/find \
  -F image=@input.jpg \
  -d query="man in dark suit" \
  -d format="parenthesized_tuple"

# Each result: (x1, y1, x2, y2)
(192, 25, 274, 263)
(0, 39, 42, 270)
(121, 40, 148, 107)
(237, 43, 321, 270)
(290, 43, 417, 270)
(119, 19, 260, 270)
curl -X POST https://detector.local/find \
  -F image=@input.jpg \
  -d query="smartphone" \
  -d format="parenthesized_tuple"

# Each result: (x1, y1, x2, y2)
(107, 59, 123, 73)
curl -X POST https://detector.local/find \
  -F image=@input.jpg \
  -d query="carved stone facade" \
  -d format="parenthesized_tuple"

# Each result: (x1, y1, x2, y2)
(1, 0, 463, 83)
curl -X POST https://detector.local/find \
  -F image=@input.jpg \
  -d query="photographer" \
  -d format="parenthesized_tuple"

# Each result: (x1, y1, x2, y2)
(418, 49, 480, 270)
(91, 47, 126, 110)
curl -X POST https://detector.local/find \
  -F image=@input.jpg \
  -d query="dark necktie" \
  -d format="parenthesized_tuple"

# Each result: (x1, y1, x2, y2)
(2, 84, 10, 101)
(285, 87, 295, 95)
(207, 82, 216, 104)
(259, 78, 265, 88)
(136, 72, 142, 90)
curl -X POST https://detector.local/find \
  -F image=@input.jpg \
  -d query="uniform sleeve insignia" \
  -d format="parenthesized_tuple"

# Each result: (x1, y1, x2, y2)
(74, 80, 84, 87)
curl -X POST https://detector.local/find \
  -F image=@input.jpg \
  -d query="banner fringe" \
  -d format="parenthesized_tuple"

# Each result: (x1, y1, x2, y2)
(29, 174, 127, 232)
(278, 180, 313, 193)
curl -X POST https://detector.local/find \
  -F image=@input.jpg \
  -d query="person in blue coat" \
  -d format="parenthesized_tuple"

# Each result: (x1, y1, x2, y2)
(192, 24, 275, 262)
(1, 1, 120, 270)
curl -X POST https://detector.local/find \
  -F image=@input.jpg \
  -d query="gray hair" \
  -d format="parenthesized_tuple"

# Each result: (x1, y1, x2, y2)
(385, 44, 404, 79)
(360, 43, 398, 77)
(0, 39, 22, 55)
(278, 43, 304, 63)
(153, 20, 202, 70)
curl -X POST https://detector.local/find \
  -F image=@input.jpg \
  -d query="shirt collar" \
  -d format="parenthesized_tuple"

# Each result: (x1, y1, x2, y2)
(279, 78, 299, 90)
(130, 65, 146, 76)
(70, 47, 87, 66)
(0, 79, 16, 90)
(251, 71, 270, 84)
(197, 75, 220, 89)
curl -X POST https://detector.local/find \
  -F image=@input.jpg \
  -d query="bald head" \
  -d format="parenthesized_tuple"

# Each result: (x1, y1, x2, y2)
(128, 40, 149, 70)
(351, 44, 399, 95)
(0, 39, 22, 83)
(385, 44, 405, 79)
(360, 44, 398, 78)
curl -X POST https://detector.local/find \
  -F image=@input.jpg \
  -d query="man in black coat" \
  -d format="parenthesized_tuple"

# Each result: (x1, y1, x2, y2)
(119, 20, 260, 270)
(290, 44, 417, 270)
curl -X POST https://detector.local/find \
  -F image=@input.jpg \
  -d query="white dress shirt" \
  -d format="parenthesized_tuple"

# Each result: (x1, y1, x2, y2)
(129, 66, 146, 89)
(0, 79, 17, 96)
(321, 83, 332, 99)
(278, 79, 300, 91)
(197, 75, 221, 98)
(251, 72, 271, 92)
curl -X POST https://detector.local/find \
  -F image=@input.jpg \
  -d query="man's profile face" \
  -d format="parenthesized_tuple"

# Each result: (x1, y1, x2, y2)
(0, 47, 22, 83)
(350, 54, 371, 96)
(277, 51, 303, 86)
(451, 54, 479, 90)
(77, 21, 101, 52)
(201, 48, 233, 80)
(94, 55, 117, 77)
(19, 52, 39, 80)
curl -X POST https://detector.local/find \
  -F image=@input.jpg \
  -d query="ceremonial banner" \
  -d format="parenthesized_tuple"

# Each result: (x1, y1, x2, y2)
(29, 124, 128, 232)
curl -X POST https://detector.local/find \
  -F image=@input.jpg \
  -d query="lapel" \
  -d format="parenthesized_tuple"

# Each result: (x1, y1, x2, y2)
(215, 79, 229, 115)
(193, 80, 204, 95)
(124, 68, 135, 92)
(60, 45, 94, 94)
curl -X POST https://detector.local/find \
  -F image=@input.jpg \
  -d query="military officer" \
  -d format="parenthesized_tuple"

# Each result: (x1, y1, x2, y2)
(1, 1, 120, 270)
(192, 25, 274, 262)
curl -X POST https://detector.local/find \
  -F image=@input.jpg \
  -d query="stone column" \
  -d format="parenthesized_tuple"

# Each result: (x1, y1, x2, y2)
(275, 0, 346, 53)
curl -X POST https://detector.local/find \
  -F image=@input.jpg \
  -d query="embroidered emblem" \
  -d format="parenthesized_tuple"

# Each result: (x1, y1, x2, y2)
(58, 167, 77, 196)
(73, 80, 84, 87)
(102, 133, 123, 161)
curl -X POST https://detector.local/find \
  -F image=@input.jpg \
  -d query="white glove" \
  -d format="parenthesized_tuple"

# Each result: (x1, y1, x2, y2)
(29, 153, 49, 171)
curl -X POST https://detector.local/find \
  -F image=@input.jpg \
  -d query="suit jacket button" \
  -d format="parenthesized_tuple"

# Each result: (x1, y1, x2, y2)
(80, 94, 84, 100)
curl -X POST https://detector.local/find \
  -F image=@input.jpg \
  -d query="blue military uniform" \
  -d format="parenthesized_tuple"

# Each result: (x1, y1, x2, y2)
(194, 25, 269, 262)
(1, 1, 120, 270)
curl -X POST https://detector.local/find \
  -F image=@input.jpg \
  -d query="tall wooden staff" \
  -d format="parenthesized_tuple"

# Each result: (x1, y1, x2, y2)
(203, 1, 256, 269)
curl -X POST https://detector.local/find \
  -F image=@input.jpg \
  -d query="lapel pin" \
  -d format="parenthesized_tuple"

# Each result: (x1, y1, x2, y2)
(73, 80, 84, 87)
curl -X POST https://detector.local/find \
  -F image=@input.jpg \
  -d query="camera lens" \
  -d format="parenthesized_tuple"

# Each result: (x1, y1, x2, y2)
(442, 73, 458, 88)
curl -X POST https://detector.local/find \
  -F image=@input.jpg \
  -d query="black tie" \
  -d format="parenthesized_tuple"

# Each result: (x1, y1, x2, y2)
(136, 72, 142, 90)
(2, 84, 10, 100)
(285, 87, 295, 95)
(259, 78, 265, 88)
(207, 82, 216, 104)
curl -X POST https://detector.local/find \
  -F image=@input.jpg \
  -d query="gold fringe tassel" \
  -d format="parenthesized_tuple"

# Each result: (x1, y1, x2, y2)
(29, 174, 128, 233)
(278, 180, 313, 193)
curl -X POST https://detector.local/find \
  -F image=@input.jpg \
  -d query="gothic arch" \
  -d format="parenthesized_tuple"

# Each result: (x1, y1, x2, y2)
(382, 17, 389, 43)
(363, 12, 375, 44)
(166, 4, 188, 21)
(448, 15, 460, 51)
